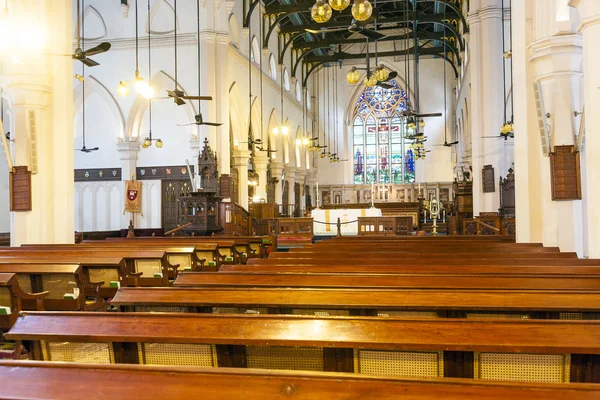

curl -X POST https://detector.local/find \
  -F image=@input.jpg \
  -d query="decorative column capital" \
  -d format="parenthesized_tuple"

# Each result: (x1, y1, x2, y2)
(4, 77, 52, 109)
(117, 141, 140, 160)
(570, 0, 600, 31)
(529, 34, 583, 79)
(231, 149, 251, 167)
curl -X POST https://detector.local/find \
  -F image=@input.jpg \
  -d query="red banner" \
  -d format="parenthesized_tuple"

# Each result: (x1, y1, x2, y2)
(124, 180, 142, 213)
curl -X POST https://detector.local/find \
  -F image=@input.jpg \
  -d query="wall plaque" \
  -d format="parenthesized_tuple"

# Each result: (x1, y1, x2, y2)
(550, 145, 581, 200)
(10, 166, 32, 211)
(482, 165, 495, 193)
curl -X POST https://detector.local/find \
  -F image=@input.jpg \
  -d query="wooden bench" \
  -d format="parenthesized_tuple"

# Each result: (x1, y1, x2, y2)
(0, 256, 132, 298)
(0, 265, 103, 312)
(174, 271, 600, 291)
(102, 238, 246, 266)
(220, 263, 600, 274)
(1, 361, 599, 400)
(7, 312, 600, 382)
(23, 244, 201, 277)
(0, 249, 171, 287)
(111, 286, 600, 319)
(0, 273, 48, 332)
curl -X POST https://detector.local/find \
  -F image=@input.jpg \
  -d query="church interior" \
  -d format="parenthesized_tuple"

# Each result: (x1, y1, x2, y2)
(0, 0, 599, 398)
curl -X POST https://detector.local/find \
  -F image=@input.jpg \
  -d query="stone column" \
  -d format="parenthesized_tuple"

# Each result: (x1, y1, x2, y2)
(118, 141, 140, 228)
(270, 162, 284, 204)
(4, 0, 74, 245)
(529, 35, 583, 254)
(468, 1, 509, 214)
(512, 0, 544, 244)
(253, 155, 269, 202)
(570, 0, 600, 257)
(231, 149, 251, 210)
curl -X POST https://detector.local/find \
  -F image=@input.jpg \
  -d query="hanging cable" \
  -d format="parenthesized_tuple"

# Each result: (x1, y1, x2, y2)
(174, 0, 178, 87)
(509, 0, 514, 123)
(443, 4, 448, 143)
(197, 0, 202, 115)
(148, 0, 153, 141)
(81, 0, 86, 148)
(501, 0, 507, 125)
(259, 13, 264, 143)
(248, 16, 253, 142)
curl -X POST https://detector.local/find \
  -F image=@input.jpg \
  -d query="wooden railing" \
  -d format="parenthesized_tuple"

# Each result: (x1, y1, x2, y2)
(219, 202, 252, 236)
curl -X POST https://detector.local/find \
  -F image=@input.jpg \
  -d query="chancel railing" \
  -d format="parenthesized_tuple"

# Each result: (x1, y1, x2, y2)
(219, 202, 252, 236)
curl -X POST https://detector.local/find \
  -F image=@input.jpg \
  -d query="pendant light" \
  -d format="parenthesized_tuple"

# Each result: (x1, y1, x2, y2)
(311, 0, 332, 23)
(141, 0, 161, 148)
(351, 0, 372, 22)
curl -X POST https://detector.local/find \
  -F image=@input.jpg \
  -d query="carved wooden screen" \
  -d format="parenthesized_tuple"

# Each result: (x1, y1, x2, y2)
(282, 180, 289, 208)
(266, 165, 275, 204)
(550, 145, 581, 200)
(230, 167, 239, 204)
(482, 165, 495, 193)
(294, 182, 301, 217)
(161, 180, 191, 232)
(499, 169, 515, 217)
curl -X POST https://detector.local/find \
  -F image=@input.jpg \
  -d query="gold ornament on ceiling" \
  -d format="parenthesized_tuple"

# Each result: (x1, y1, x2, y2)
(351, 0, 372, 22)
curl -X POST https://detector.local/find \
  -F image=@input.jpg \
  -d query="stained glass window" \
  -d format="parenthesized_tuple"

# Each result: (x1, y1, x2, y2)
(352, 80, 414, 184)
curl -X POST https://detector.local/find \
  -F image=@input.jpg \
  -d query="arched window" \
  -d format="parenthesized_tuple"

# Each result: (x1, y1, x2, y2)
(250, 36, 260, 64)
(306, 88, 311, 110)
(352, 81, 414, 184)
(283, 68, 290, 91)
(295, 80, 301, 102)
(269, 54, 277, 80)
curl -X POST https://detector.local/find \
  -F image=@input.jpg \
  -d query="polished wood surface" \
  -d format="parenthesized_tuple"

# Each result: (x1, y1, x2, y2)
(111, 286, 600, 311)
(1, 361, 598, 400)
(221, 264, 600, 274)
(7, 312, 600, 353)
(0, 264, 81, 274)
(174, 272, 600, 290)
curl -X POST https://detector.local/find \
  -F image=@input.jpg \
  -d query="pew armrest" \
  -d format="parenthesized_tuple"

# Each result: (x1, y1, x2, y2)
(126, 272, 143, 287)
(14, 289, 50, 312)
(82, 280, 106, 311)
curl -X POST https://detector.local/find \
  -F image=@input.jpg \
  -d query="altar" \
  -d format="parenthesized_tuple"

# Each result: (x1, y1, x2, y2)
(311, 208, 382, 236)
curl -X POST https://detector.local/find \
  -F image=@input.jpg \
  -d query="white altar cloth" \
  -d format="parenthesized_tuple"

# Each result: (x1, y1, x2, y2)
(311, 208, 382, 236)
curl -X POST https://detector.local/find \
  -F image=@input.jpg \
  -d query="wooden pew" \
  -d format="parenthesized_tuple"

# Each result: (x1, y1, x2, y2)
(111, 286, 600, 319)
(0, 273, 48, 331)
(102, 238, 245, 266)
(0, 265, 103, 311)
(220, 263, 600, 274)
(1, 361, 599, 400)
(0, 249, 171, 287)
(174, 271, 600, 291)
(7, 312, 600, 382)
(23, 244, 201, 276)
(105, 236, 268, 259)
(0, 257, 130, 298)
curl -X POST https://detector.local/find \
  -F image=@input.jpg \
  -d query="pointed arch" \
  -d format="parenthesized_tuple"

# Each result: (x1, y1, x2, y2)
(126, 70, 197, 139)
(229, 82, 247, 148)
(249, 97, 262, 142)
(74, 76, 125, 139)
(146, 0, 180, 35)
(81, 6, 107, 40)
(343, 62, 416, 125)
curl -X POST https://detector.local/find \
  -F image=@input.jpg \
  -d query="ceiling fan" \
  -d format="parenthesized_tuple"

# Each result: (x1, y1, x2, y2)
(76, 75, 99, 154)
(258, 147, 277, 154)
(306, 19, 385, 41)
(63, 0, 111, 67)
(167, 0, 214, 108)
(482, 132, 514, 141)
(177, 113, 222, 127)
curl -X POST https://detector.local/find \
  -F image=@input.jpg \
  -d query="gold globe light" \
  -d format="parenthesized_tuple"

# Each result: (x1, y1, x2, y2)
(142, 137, 151, 148)
(302, 137, 310, 146)
(364, 75, 377, 87)
(272, 127, 279, 135)
(419, 119, 426, 128)
(296, 138, 302, 146)
(155, 139, 163, 148)
(135, 75, 149, 93)
(116, 81, 130, 97)
(374, 65, 389, 82)
(311, 0, 332, 23)
(329, 0, 350, 11)
(351, 0, 372, 22)
(346, 67, 361, 84)
(281, 126, 289, 135)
